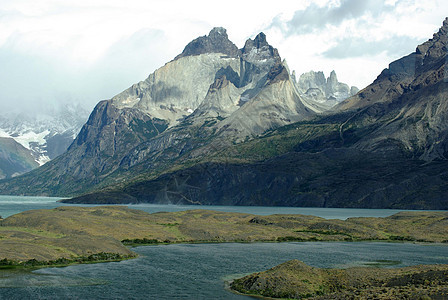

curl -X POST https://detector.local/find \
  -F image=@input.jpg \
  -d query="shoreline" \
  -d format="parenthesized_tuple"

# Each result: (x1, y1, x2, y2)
(0, 252, 137, 271)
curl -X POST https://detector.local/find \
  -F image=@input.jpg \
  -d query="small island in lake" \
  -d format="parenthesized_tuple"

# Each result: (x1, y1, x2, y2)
(231, 259, 448, 299)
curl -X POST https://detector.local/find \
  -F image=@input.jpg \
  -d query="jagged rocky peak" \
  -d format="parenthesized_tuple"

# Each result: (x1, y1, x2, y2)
(327, 70, 338, 85)
(297, 71, 326, 91)
(297, 70, 358, 105)
(241, 32, 281, 64)
(350, 86, 359, 96)
(174, 27, 240, 60)
(416, 17, 448, 61)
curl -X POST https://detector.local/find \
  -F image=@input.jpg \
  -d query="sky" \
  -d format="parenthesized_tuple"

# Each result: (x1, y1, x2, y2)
(0, 0, 447, 114)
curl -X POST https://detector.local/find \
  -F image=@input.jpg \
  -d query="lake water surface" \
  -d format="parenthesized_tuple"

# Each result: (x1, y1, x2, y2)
(1, 242, 448, 299)
(0, 196, 447, 299)
(0, 195, 424, 219)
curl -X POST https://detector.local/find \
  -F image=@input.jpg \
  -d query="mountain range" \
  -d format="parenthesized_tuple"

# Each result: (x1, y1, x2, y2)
(1, 18, 447, 210)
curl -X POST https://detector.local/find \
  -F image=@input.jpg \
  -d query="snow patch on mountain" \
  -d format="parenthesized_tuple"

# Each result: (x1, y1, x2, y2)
(13, 130, 50, 150)
(0, 128, 9, 138)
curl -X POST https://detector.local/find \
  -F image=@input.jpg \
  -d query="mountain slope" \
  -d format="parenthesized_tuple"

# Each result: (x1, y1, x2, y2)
(0, 137, 39, 179)
(334, 17, 448, 161)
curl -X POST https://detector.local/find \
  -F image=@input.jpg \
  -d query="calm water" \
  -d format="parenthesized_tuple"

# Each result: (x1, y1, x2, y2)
(1, 242, 447, 299)
(0, 196, 447, 299)
(0, 195, 420, 219)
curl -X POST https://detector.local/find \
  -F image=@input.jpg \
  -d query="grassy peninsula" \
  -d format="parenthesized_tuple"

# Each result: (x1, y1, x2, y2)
(0, 206, 447, 267)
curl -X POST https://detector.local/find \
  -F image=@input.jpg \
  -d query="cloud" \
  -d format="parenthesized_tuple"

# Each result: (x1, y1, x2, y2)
(87, 28, 172, 99)
(270, 0, 396, 36)
(322, 35, 421, 58)
(0, 27, 172, 114)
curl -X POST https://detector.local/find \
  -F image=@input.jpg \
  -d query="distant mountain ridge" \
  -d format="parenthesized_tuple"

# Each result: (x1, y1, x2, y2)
(296, 70, 359, 111)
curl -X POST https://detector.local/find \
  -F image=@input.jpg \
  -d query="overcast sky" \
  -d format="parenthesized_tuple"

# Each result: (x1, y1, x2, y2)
(0, 0, 447, 114)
